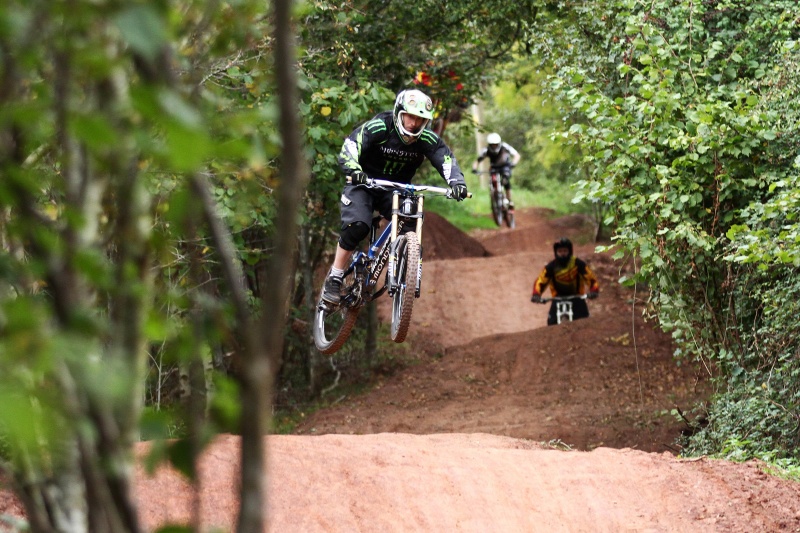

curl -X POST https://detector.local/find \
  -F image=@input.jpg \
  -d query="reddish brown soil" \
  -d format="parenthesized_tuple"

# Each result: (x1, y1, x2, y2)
(3, 208, 800, 532)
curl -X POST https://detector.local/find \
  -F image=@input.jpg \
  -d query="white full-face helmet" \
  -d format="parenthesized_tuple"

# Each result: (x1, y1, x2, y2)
(487, 132, 502, 154)
(394, 89, 434, 142)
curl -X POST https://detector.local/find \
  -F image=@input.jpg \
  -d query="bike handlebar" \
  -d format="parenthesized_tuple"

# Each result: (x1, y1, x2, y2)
(539, 295, 588, 303)
(473, 164, 515, 174)
(352, 177, 473, 199)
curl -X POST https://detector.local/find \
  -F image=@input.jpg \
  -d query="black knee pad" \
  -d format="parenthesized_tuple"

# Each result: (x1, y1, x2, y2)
(339, 221, 370, 251)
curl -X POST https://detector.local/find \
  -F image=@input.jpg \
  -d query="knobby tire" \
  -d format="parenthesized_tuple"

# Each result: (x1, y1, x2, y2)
(313, 275, 361, 355)
(390, 232, 420, 343)
(491, 190, 503, 227)
(504, 208, 515, 229)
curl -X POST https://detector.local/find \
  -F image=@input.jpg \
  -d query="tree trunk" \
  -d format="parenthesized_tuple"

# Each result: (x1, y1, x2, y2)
(300, 225, 323, 395)
(471, 100, 489, 189)
(236, 0, 310, 531)
(365, 300, 378, 364)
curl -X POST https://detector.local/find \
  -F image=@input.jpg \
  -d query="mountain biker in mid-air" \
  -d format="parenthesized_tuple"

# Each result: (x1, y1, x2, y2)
(320, 88, 469, 305)
(530, 237, 600, 325)
(470, 132, 521, 210)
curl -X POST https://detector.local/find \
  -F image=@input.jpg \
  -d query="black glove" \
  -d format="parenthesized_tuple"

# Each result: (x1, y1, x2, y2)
(350, 171, 367, 185)
(531, 294, 542, 303)
(471, 168, 479, 174)
(452, 183, 468, 201)
(588, 291, 599, 300)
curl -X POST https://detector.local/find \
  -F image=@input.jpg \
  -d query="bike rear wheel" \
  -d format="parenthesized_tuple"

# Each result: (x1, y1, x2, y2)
(313, 274, 361, 355)
(390, 232, 420, 343)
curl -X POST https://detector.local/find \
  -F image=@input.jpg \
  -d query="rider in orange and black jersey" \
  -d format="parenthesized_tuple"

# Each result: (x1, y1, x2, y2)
(531, 237, 600, 325)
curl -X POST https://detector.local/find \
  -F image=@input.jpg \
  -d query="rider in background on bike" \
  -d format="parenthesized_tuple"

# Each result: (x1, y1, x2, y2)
(321, 88, 469, 305)
(470, 132, 521, 210)
(530, 237, 600, 326)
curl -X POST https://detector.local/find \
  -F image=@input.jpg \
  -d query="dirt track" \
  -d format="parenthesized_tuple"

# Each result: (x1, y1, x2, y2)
(4, 208, 800, 532)
(137, 208, 800, 532)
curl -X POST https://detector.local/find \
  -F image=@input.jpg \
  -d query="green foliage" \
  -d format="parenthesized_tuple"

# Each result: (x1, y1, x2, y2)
(490, 61, 583, 190)
(297, 0, 538, 107)
(534, 0, 800, 462)
(440, 88, 581, 217)
(0, 0, 275, 523)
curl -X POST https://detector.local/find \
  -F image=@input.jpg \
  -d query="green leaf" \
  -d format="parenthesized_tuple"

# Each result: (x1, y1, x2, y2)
(163, 121, 212, 171)
(113, 6, 167, 61)
(167, 439, 196, 480)
(159, 91, 202, 128)
(71, 115, 119, 150)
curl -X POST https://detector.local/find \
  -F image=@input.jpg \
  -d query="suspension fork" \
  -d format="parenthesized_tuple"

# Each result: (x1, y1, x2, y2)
(415, 195, 424, 297)
(387, 191, 423, 296)
(386, 192, 400, 293)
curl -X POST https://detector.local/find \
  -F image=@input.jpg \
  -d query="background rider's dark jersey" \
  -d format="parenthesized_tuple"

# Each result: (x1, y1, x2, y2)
(338, 111, 466, 187)
(476, 142, 519, 169)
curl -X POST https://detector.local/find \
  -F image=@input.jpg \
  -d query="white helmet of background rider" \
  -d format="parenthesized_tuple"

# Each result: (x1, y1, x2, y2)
(394, 89, 434, 143)
(487, 132, 502, 154)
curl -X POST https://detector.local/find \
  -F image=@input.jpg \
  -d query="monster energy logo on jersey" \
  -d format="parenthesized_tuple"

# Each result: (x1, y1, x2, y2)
(380, 146, 419, 159)
(365, 119, 386, 133)
(419, 130, 437, 144)
(383, 160, 406, 174)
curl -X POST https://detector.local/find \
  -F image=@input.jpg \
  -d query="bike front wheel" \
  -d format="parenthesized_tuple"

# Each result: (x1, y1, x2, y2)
(490, 191, 503, 226)
(390, 232, 420, 343)
(504, 207, 515, 229)
(313, 275, 361, 355)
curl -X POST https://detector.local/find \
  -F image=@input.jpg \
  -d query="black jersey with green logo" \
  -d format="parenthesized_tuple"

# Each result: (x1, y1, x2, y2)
(337, 111, 465, 187)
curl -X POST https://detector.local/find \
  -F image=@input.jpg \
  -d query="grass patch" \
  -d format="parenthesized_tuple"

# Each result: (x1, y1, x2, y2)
(761, 461, 800, 482)
(422, 171, 589, 231)
(424, 193, 497, 232)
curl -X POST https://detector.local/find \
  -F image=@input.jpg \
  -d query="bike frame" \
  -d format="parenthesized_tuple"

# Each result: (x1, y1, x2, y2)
(341, 178, 454, 307)
(491, 172, 508, 208)
(313, 177, 467, 353)
(344, 219, 394, 305)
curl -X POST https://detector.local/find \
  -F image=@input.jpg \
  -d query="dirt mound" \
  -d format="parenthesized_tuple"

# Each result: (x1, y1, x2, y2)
(295, 311, 706, 452)
(471, 207, 597, 256)
(421, 212, 488, 261)
(133, 433, 800, 533)
(297, 229, 703, 452)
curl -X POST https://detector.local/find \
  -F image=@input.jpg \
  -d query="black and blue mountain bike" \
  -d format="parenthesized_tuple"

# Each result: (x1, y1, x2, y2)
(313, 178, 470, 355)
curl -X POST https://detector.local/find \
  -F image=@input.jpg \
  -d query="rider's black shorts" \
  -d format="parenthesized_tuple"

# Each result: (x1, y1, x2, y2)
(492, 165, 512, 189)
(339, 184, 394, 230)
